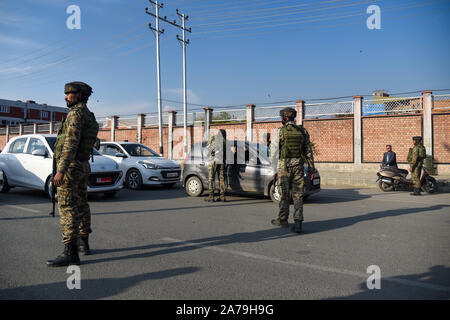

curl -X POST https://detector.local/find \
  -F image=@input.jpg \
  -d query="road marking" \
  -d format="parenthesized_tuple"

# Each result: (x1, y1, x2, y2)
(5, 205, 41, 213)
(161, 237, 450, 293)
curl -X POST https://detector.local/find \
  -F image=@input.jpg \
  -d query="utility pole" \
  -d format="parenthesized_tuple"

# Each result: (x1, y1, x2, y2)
(176, 9, 191, 158)
(145, 4, 191, 158)
(146, 1, 164, 156)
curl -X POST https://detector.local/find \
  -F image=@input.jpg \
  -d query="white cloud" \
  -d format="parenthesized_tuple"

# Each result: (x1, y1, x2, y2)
(0, 34, 41, 48)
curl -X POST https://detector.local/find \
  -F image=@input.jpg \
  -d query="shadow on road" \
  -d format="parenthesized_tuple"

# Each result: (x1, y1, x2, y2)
(0, 267, 200, 300)
(302, 204, 450, 235)
(82, 227, 298, 266)
(327, 265, 450, 300)
(307, 188, 372, 204)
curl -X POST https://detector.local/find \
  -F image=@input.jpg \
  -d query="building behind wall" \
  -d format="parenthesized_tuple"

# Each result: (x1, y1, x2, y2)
(0, 98, 68, 127)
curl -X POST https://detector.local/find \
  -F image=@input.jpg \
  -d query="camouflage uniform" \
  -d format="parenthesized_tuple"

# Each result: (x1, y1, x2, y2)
(55, 102, 98, 244)
(408, 136, 425, 195)
(271, 108, 314, 233)
(205, 130, 227, 201)
(47, 82, 98, 267)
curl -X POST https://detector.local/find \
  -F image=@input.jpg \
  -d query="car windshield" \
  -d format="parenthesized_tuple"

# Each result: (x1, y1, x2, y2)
(45, 136, 101, 155)
(121, 143, 159, 157)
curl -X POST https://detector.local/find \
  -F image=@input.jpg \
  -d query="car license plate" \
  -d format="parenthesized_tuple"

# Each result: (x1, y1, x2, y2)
(313, 178, 320, 185)
(96, 177, 112, 183)
(167, 172, 178, 178)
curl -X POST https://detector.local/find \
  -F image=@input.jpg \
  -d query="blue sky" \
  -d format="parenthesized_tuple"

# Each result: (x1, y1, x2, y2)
(0, 0, 449, 117)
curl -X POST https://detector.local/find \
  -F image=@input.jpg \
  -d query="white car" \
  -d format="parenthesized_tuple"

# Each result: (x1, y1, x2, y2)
(0, 134, 123, 197)
(99, 141, 181, 189)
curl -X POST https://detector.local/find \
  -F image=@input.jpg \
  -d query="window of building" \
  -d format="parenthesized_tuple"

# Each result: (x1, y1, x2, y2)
(40, 111, 49, 119)
(0, 105, 10, 113)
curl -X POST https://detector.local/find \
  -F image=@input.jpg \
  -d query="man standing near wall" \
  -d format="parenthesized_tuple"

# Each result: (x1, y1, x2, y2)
(408, 136, 426, 196)
(271, 108, 315, 233)
(47, 81, 99, 267)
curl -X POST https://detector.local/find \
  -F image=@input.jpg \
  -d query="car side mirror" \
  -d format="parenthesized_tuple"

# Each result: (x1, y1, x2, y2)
(115, 153, 127, 158)
(32, 149, 47, 157)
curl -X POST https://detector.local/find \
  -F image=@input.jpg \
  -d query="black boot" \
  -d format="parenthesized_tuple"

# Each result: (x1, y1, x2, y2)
(291, 221, 303, 233)
(46, 241, 80, 267)
(78, 235, 91, 256)
(410, 188, 421, 196)
(271, 218, 289, 228)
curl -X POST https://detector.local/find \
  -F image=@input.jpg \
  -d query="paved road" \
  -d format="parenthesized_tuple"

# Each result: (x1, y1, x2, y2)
(0, 185, 449, 300)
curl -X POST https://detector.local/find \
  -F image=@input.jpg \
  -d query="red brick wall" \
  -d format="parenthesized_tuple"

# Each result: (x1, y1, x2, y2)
(362, 115, 422, 163)
(433, 113, 450, 164)
(0, 114, 448, 165)
(304, 118, 354, 163)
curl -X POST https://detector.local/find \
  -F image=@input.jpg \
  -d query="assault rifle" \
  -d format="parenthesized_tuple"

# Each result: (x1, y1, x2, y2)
(50, 155, 56, 217)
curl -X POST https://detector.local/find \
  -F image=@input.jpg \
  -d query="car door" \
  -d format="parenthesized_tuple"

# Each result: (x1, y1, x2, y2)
(21, 137, 52, 189)
(5, 137, 29, 185)
(240, 143, 266, 193)
(100, 144, 127, 172)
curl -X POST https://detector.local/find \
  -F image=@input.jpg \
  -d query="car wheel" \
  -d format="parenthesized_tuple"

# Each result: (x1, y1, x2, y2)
(126, 169, 143, 190)
(269, 183, 281, 204)
(185, 176, 203, 197)
(378, 180, 394, 192)
(0, 171, 11, 193)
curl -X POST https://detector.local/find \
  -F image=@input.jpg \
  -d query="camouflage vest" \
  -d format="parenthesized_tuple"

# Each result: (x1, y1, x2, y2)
(280, 123, 306, 159)
(55, 104, 99, 161)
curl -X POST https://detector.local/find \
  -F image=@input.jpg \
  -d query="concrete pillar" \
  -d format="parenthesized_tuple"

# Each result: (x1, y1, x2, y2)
(5, 125, 9, 143)
(111, 116, 118, 142)
(422, 90, 433, 156)
(49, 122, 54, 134)
(353, 96, 363, 165)
(33, 123, 38, 134)
(204, 108, 213, 142)
(246, 104, 255, 142)
(168, 110, 177, 160)
(296, 100, 306, 126)
(19, 123, 24, 136)
(137, 114, 146, 144)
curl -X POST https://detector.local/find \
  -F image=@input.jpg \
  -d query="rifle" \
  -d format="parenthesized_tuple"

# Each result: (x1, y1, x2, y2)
(50, 155, 56, 217)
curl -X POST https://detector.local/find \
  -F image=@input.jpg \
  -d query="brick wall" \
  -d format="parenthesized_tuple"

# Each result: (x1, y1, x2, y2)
(0, 113, 448, 166)
(304, 118, 354, 163)
(362, 114, 422, 163)
(433, 113, 450, 164)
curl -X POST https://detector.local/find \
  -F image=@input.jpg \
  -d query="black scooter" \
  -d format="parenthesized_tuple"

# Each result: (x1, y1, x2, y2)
(376, 165, 437, 193)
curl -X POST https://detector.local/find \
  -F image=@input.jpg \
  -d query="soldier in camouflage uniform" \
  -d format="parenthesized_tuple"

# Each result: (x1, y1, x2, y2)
(408, 136, 426, 196)
(271, 108, 315, 233)
(47, 82, 99, 267)
(205, 129, 227, 202)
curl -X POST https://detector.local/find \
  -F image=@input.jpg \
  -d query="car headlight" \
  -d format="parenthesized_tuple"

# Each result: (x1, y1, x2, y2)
(138, 161, 159, 169)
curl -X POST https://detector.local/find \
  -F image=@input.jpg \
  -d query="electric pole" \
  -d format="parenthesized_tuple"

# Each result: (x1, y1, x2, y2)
(146, 0, 164, 156)
(145, 3, 191, 158)
(176, 9, 191, 158)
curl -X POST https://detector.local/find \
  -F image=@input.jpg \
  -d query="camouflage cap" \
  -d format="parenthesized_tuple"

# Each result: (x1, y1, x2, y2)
(280, 107, 297, 118)
(412, 136, 423, 142)
(64, 81, 93, 97)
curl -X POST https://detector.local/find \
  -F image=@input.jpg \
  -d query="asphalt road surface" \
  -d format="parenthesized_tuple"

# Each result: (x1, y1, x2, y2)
(0, 184, 449, 300)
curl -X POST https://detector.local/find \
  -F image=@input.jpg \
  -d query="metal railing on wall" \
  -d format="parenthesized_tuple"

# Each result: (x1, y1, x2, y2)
(363, 96, 423, 115)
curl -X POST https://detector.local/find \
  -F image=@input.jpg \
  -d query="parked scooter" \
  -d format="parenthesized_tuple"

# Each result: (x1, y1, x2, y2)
(376, 165, 437, 193)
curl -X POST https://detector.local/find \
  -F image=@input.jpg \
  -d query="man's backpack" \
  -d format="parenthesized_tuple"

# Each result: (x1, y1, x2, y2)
(418, 145, 426, 161)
